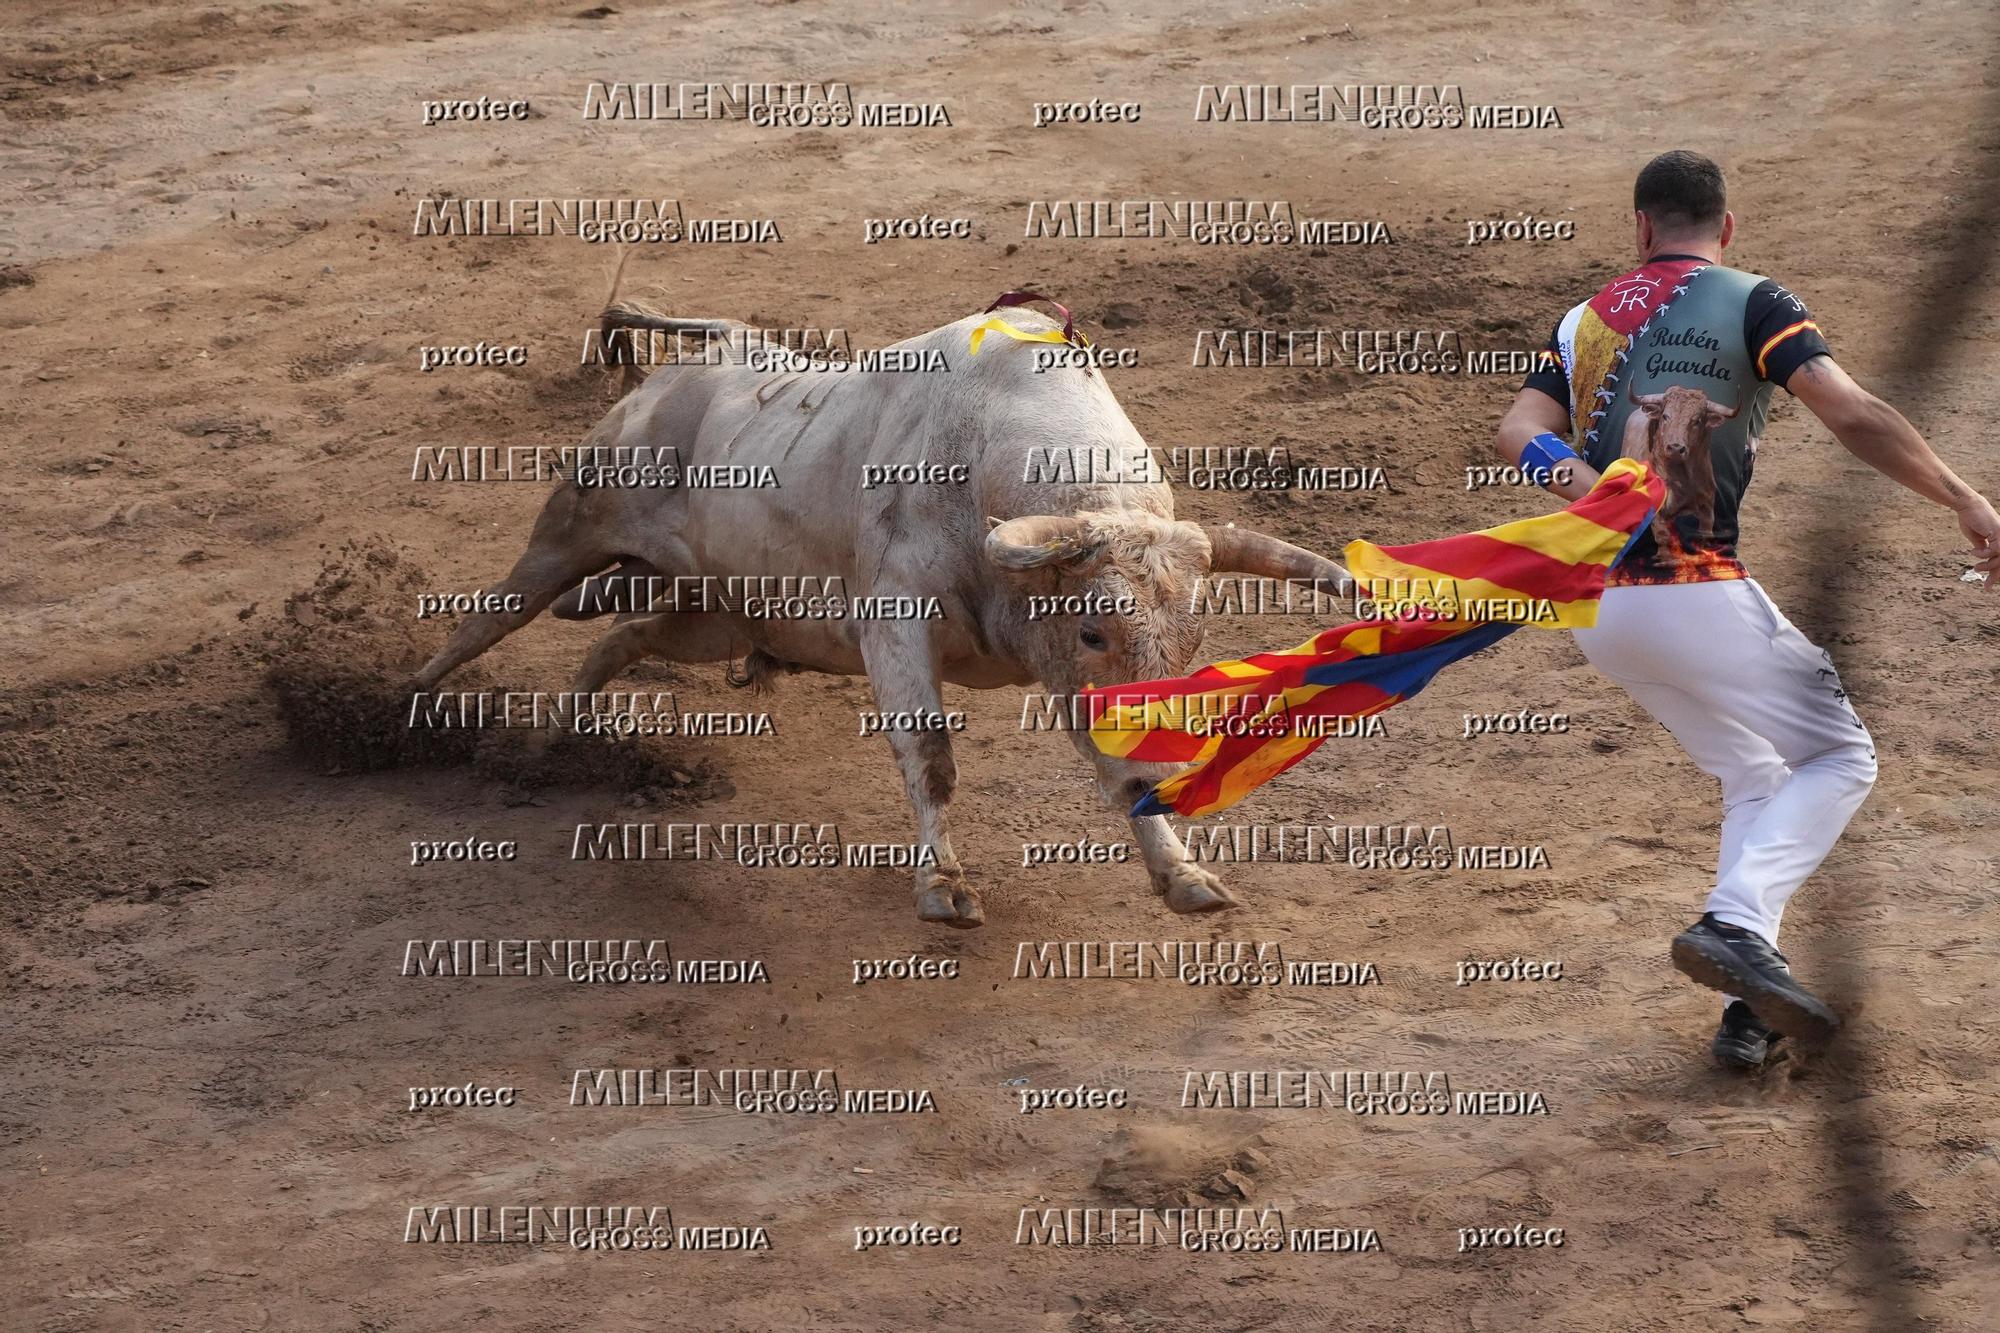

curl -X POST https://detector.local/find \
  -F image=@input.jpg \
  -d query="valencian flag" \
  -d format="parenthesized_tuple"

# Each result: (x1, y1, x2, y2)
(1082, 459, 1665, 818)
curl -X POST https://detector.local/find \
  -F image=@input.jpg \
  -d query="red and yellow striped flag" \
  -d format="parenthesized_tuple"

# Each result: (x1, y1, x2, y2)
(1083, 459, 1664, 817)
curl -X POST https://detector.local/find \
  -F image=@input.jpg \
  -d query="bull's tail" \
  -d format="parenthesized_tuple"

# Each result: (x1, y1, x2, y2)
(596, 245, 748, 391)
(726, 649, 804, 694)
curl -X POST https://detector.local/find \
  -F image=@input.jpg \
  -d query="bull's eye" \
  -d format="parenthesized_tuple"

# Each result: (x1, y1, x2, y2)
(1079, 627, 1108, 651)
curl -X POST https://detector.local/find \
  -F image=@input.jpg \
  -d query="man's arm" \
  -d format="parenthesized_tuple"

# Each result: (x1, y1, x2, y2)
(1494, 387, 1600, 502)
(1784, 354, 2000, 584)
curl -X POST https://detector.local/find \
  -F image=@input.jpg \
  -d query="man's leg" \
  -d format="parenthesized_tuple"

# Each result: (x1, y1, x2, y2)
(1573, 584, 1783, 1032)
(1560, 656, 1797, 1061)
(1662, 584, 1873, 1042)
(1573, 584, 1792, 924)
(1714, 775, 1778, 934)
(1696, 580, 1877, 941)
(1573, 580, 1874, 1044)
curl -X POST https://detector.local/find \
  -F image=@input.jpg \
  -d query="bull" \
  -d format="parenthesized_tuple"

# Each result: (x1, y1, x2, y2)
(1619, 381, 1736, 542)
(412, 295, 1353, 927)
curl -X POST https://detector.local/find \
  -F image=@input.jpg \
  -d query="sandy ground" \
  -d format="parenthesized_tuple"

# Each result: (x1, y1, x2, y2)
(5, 1, 2000, 1329)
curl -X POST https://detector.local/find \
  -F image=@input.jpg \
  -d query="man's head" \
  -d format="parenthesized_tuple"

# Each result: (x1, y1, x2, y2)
(1634, 150, 1734, 259)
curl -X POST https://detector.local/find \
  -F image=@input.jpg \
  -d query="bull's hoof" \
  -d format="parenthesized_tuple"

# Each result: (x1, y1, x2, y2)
(915, 876, 985, 929)
(1155, 862, 1239, 915)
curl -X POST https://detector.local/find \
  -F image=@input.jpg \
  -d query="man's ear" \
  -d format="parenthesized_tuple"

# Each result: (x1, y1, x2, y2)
(1718, 211, 1735, 251)
(1635, 209, 1653, 257)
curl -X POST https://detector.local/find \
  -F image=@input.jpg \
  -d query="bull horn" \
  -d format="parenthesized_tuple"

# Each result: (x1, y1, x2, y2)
(1708, 391, 1741, 420)
(1203, 526, 1353, 598)
(1626, 379, 1665, 409)
(985, 515, 1105, 573)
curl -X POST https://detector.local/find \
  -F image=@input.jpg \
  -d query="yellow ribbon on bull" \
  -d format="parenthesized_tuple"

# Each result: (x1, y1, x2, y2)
(967, 316, 1092, 356)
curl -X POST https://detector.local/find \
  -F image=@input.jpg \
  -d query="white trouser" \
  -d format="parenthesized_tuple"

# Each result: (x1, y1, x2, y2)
(1571, 579, 1876, 947)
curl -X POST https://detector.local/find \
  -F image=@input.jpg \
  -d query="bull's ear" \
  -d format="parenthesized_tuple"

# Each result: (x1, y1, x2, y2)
(986, 515, 1104, 573)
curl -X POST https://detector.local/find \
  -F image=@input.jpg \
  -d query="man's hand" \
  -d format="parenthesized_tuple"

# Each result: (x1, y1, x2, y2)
(1956, 495, 2000, 587)
(1787, 354, 2000, 587)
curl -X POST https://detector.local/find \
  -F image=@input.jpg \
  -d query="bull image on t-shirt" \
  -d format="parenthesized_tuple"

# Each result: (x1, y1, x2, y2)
(1618, 381, 1746, 551)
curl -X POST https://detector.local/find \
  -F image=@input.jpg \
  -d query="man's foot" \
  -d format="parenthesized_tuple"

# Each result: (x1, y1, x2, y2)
(1712, 1000, 1783, 1069)
(1671, 914, 1841, 1044)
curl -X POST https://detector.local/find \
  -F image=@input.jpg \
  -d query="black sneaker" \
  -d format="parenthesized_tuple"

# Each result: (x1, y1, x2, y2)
(1671, 914, 1840, 1044)
(1712, 1001, 1783, 1068)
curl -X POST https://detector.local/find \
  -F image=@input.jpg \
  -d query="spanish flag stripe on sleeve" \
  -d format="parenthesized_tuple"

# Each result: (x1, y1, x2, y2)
(1094, 459, 1665, 819)
(1756, 319, 1819, 379)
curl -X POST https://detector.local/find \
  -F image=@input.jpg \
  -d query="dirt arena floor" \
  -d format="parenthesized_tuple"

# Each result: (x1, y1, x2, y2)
(6, 1, 2000, 1328)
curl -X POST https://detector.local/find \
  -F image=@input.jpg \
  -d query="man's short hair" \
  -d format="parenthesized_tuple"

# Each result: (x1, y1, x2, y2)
(1634, 150, 1726, 234)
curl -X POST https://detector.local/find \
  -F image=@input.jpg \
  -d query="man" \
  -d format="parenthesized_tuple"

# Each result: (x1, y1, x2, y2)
(1491, 150, 2000, 1067)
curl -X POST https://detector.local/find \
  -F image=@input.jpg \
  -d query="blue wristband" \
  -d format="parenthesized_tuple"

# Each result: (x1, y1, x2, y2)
(1518, 432, 1580, 485)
